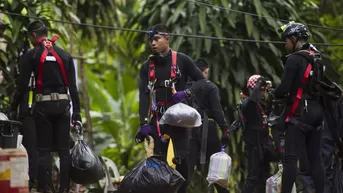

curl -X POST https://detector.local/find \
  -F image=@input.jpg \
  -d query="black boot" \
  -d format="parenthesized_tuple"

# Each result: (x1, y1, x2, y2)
(37, 151, 54, 193)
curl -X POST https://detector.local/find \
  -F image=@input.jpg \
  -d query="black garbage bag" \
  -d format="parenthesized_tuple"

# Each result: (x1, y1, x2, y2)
(332, 158, 343, 193)
(70, 134, 105, 184)
(118, 157, 185, 193)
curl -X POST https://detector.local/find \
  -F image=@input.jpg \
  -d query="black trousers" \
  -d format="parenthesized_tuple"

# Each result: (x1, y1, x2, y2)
(281, 101, 325, 193)
(150, 117, 190, 193)
(299, 118, 340, 193)
(20, 115, 38, 187)
(188, 120, 229, 193)
(242, 142, 271, 193)
(34, 100, 71, 193)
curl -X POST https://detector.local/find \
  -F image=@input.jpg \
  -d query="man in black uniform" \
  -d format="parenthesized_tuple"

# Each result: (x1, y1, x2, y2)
(11, 20, 81, 193)
(273, 21, 325, 193)
(240, 75, 272, 193)
(18, 77, 38, 190)
(135, 24, 205, 193)
(186, 58, 230, 193)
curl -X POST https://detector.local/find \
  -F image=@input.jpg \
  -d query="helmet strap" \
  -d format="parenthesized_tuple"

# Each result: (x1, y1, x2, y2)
(291, 37, 298, 52)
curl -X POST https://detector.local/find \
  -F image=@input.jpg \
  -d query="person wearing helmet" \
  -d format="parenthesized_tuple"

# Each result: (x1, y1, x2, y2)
(136, 24, 205, 193)
(186, 58, 230, 193)
(240, 75, 274, 193)
(274, 21, 325, 193)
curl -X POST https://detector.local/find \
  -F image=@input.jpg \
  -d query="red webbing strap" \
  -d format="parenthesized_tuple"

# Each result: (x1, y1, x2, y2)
(37, 50, 49, 93)
(257, 103, 266, 128)
(286, 63, 313, 121)
(36, 35, 68, 94)
(51, 49, 68, 87)
(156, 111, 162, 137)
(148, 51, 177, 137)
(171, 51, 177, 79)
(149, 50, 178, 82)
(50, 35, 59, 43)
(149, 60, 155, 81)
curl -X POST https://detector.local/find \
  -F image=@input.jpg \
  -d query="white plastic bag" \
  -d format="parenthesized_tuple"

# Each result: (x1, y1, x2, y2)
(159, 103, 201, 128)
(266, 164, 296, 193)
(206, 147, 232, 189)
(17, 134, 29, 180)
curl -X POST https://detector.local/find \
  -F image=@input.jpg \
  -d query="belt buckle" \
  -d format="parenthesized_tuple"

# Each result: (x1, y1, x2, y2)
(35, 94, 43, 102)
(50, 93, 59, 101)
(164, 80, 171, 87)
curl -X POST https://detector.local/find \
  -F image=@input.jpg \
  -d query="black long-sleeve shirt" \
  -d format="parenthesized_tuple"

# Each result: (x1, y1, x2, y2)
(274, 43, 318, 98)
(273, 43, 322, 117)
(187, 79, 229, 132)
(11, 44, 81, 113)
(139, 51, 205, 124)
(241, 82, 268, 145)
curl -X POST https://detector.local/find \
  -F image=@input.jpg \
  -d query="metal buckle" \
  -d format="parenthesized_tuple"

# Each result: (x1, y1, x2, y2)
(50, 93, 59, 101)
(164, 80, 171, 87)
(35, 94, 43, 102)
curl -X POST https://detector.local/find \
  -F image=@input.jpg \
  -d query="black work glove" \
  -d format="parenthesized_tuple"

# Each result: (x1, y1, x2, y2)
(221, 129, 232, 145)
(256, 77, 267, 89)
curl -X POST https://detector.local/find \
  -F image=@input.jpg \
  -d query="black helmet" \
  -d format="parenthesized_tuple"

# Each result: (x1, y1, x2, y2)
(278, 21, 309, 41)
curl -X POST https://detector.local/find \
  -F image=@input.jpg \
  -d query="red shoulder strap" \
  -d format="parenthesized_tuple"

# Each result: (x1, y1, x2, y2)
(286, 63, 312, 120)
(149, 50, 178, 82)
(36, 36, 68, 94)
(149, 59, 155, 82)
(171, 51, 177, 78)
(37, 50, 49, 93)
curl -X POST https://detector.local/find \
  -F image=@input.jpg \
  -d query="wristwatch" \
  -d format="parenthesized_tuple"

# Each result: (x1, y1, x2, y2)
(184, 88, 194, 97)
(140, 118, 149, 126)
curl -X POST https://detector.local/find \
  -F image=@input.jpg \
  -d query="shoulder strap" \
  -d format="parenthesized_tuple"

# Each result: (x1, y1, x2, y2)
(149, 50, 178, 82)
(36, 35, 69, 94)
(171, 51, 177, 79)
(286, 62, 312, 120)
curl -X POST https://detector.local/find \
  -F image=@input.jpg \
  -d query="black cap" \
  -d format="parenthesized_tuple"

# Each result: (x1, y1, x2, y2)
(27, 20, 47, 33)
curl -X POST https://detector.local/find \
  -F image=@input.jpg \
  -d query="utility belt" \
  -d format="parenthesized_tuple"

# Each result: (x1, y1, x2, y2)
(287, 118, 322, 132)
(40, 87, 68, 95)
(35, 93, 70, 102)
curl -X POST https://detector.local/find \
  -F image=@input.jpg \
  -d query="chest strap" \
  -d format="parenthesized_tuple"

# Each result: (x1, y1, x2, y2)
(37, 35, 69, 94)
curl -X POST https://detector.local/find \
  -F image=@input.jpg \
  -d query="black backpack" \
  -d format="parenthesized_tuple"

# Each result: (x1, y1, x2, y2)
(296, 50, 342, 100)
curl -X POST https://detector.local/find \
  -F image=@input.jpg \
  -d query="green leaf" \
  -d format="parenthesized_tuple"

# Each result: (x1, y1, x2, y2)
(69, 12, 81, 23)
(54, 6, 62, 17)
(227, 11, 237, 29)
(211, 17, 224, 46)
(253, 0, 263, 16)
(160, 4, 169, 22)
(220, 0, 229, 8)
(245, 15, 253, 37)
(268, 43, 280, 56)
(199, 6, 206, 33)
(204, 38, 212, 54)
(11, 0, 20, 10)
(249, 51, 259, 71)
(169, 1, 187, 24)
(234, 45, 241, 58)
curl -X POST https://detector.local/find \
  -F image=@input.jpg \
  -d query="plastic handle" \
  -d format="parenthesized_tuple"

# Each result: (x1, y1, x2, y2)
(221, 145, 227, 152)
(171, 82, 177, 94)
